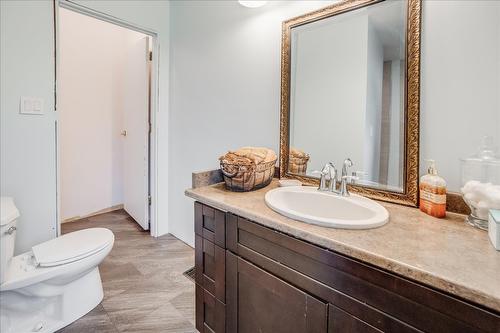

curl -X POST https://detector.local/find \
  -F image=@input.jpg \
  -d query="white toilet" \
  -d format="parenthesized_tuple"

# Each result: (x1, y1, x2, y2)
(0, 197, 114, 333)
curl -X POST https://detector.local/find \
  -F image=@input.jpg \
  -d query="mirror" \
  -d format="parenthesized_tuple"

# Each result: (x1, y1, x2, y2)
(280, 0, 421, 206)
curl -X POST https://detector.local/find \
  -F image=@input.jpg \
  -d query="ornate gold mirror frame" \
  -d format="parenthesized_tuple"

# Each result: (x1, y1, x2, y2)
(279, 0, 421, 207)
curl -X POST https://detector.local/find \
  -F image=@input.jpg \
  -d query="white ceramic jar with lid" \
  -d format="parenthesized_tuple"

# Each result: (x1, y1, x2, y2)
(460, 136, 500, 230)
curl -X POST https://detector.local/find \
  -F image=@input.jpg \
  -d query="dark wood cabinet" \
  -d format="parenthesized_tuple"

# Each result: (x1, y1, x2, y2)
(226, 252, 328, 333)
(194, 202, 500, 333)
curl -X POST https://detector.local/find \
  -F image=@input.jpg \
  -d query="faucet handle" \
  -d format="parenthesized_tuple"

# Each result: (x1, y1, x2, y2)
(313, 166, 329, 191)
(342, 158, 353, 175)
(327, 162, 338, 192)
(312, 164, 333, 177)
(315, 163, 337, 191)
(339, 158, 354, 196)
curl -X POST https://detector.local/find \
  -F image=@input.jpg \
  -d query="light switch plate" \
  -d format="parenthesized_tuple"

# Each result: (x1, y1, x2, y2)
(20, 96, 44, 115)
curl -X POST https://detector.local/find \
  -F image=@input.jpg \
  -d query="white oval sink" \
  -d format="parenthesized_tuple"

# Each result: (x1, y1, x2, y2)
(265, 186, 389, 229)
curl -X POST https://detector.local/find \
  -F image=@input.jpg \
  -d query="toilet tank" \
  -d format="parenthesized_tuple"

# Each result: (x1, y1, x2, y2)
(0, 197, 20, 284)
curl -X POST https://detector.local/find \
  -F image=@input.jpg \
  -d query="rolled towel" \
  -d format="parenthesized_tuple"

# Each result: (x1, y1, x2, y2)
(231, 147, 267, 164)
(220, 147, 276, 165)
(219, 152, 253, 166)
(263, 149, 277, 163)
(290, 147, 308, 158)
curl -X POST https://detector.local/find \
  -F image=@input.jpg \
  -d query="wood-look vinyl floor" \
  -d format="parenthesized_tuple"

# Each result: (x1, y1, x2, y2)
(57, 210, 196, 333)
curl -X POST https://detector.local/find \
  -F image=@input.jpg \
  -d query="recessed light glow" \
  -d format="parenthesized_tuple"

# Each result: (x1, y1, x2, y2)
(238, 1, 268, 8)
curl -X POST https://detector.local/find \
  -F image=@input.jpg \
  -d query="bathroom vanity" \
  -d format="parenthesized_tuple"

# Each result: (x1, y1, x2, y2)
(185, 0, 500, 331)
(186, 181, 500, 333)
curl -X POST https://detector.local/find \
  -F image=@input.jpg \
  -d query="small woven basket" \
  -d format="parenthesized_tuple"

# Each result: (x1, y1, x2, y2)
(220, 158, 276, 192)
(289, 155, 310, 175)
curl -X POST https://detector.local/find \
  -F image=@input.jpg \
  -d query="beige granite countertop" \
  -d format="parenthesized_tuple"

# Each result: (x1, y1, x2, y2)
(185, 180, 500, 312)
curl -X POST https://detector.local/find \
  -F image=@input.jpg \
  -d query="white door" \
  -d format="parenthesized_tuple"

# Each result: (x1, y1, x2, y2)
(123, 36, 150, 230)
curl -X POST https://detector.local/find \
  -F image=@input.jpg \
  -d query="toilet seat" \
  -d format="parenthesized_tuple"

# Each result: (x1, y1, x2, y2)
(0, 228, 114, 292)
(32, 228, 114, 267)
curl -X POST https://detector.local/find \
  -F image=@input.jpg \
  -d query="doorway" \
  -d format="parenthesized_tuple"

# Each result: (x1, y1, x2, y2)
(55, 2, 159, 235)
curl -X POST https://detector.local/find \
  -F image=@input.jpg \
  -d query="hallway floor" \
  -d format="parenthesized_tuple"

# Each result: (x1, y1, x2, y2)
(58, 210, 196, 332)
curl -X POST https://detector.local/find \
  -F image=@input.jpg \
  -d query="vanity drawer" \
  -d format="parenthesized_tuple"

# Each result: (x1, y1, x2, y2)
(196, 283, 225, 333)
(195, 235, 225, 302)
(328, 305, 382, 333)
(195, 202, 226, 248)
(228, 214, 500, 333)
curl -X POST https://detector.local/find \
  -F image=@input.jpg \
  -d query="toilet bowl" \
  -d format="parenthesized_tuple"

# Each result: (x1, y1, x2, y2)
(0, 197, 114, 333)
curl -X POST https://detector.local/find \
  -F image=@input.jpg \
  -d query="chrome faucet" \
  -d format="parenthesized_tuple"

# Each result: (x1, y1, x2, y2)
(317, 162, 338, 192)
(316, 159, 357, 195)
(339, 158, 354, 196)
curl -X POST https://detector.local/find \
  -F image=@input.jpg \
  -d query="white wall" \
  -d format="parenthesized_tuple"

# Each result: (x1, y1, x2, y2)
(1, 1, 57, 254)
(0, 0, 170, 254)
(59, 8, 146, 221)
(421, 0, 500, 191)
(169, 1, 336, 246)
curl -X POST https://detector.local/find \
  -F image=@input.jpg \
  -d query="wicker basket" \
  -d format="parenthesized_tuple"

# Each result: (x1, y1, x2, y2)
(220, 158, 276, 192)
(289, 154, 310, 175)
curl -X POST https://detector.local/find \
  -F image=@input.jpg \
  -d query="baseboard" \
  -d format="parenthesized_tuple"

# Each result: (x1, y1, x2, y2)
(62, 204, 124, 223)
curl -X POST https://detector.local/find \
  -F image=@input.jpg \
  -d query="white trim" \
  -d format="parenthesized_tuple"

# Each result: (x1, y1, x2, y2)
(59, 0, 159, 37)
(54, 0, 61, 238)
(149, 32, 160, 238)
(54, 0, 160, 237)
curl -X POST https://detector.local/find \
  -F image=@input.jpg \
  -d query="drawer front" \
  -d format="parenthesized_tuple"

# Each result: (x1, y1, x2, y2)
(196, 284, 225, 333)
(195, 202, 226, 248)
(195, 235, 225, 302)
(328, 305, 382, 333)
(228, 215, 500, 333)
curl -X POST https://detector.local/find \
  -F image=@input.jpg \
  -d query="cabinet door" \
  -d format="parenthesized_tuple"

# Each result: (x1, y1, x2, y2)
(195, 235, 225, 301)
(328, 305, 382, 333)
(196, 284, 225, 333)
(226, 252, 328, 333)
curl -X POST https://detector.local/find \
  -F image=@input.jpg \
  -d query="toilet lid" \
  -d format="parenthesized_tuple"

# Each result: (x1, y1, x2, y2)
(32, 228, 114, 267)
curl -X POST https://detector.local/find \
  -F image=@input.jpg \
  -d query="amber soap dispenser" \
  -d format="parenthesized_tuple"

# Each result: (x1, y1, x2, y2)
(420, 160, 447, 218)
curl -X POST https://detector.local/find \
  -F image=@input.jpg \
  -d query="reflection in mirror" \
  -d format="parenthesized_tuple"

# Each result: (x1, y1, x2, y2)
(289, 0, 406, 192)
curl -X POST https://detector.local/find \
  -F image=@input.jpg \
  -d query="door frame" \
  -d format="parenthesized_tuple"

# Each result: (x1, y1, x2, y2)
(54, 0, 160, 237)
